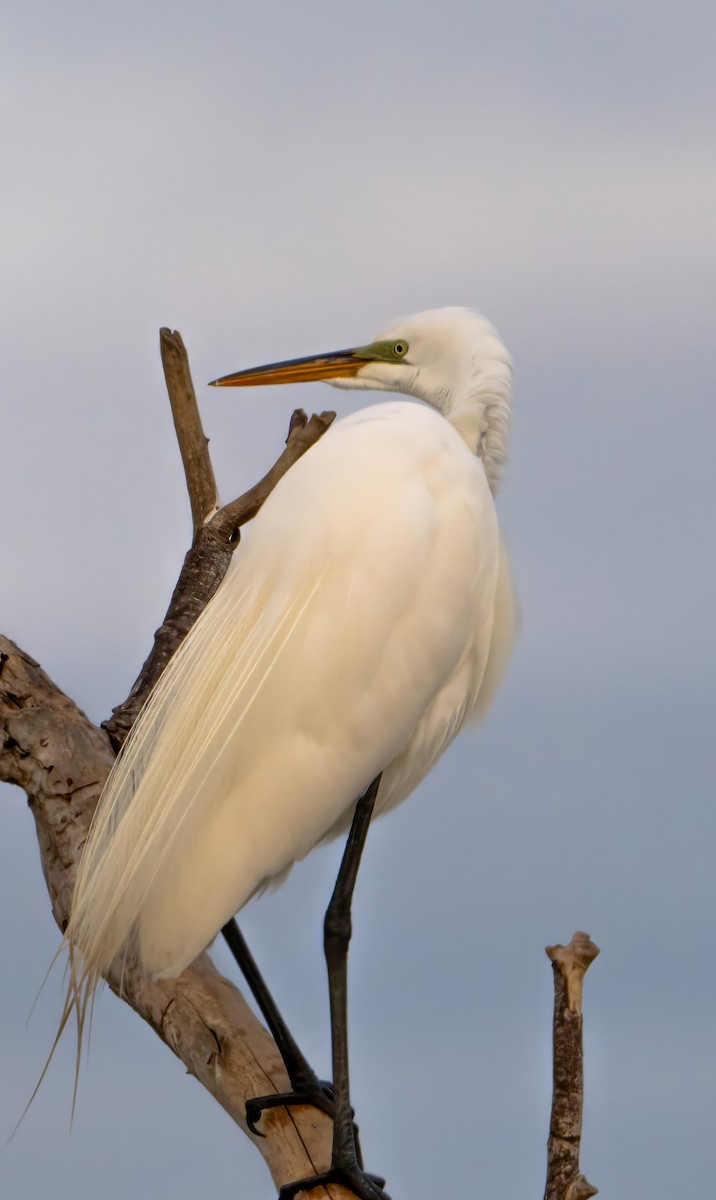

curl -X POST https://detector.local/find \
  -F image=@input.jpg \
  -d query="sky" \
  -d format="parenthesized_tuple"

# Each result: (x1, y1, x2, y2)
(1, 1, 715, 1197)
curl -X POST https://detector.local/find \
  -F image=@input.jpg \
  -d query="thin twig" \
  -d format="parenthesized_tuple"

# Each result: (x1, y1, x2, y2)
(544, 931, 599, 1200)
(209, 409, 336, 539)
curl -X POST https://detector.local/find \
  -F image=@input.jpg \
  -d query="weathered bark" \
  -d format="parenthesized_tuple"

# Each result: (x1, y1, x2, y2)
(544, 931, 599, 1200)
(160, 327, 219, 537)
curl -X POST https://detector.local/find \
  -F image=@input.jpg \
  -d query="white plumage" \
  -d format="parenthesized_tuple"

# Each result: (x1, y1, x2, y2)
(66, 307, 515, 997)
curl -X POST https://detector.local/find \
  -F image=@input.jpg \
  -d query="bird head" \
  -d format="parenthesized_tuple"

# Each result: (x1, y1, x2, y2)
(210, 307, 512, 489)
(210, 307, 508, 411)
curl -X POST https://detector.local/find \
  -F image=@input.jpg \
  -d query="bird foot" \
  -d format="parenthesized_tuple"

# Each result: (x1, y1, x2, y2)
(278, 1164, 389, 1200)
(247, 1081, 369, 1172)
(246, 1080, 336, 1136)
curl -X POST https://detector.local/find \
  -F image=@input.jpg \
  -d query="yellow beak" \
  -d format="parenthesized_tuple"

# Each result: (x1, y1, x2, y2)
(209, 348, 368, 388)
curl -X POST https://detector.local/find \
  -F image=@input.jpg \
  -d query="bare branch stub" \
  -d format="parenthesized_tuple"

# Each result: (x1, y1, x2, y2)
(160, 327, 219, 536)
(209, 408, 336, 539)
(544, 931, 600, 1200)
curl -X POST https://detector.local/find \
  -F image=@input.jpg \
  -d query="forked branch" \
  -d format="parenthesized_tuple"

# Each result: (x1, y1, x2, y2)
(103, 331, 335, 751)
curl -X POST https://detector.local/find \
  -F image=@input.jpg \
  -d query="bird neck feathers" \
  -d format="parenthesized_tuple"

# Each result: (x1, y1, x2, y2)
(445, 352, 512, 495)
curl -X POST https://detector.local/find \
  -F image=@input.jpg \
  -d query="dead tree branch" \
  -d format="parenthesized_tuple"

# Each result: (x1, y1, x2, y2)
(544, 931, 600, 1200)
(0, 327, 349, 1198)
(160, 327, 219, 535)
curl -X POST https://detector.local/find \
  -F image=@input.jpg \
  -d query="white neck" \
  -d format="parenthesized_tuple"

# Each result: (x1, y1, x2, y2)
(330, 309, 513, 494)
(443, 354, 512, 495)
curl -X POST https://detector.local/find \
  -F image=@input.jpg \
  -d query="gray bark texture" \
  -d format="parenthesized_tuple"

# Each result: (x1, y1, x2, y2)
(544, 932, 600, 1200)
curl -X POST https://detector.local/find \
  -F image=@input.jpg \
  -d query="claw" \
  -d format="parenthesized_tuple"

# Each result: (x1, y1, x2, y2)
(245, 1083, 336, 1136)
(245, 1099, 267, 1137)
(245, 1086, 366, 1163)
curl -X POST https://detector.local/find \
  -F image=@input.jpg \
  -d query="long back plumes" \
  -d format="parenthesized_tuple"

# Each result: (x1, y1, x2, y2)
(63, 557, 325, 1038)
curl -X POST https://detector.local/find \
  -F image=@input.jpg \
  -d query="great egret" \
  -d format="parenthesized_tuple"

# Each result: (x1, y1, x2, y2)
(65, 307, 515, 1199)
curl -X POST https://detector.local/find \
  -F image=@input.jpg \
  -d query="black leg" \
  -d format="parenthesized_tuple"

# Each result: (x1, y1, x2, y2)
(220, 918, 336, 1133)
(278, 774, 390, 1200)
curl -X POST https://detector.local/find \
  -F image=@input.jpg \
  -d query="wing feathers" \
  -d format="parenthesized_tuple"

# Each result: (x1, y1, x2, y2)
(65, 400, 501, 1007)
(67, 567, 325, 983)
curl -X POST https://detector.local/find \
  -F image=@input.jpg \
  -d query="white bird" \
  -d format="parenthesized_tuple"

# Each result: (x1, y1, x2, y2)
(64, 306, 516, 1199)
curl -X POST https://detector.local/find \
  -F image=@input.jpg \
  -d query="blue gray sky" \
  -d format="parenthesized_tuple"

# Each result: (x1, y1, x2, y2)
(2, 2, 715, 1197)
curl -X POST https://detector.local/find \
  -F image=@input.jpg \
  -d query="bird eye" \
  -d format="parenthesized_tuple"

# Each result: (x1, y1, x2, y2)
(392, 341, 408, 358)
